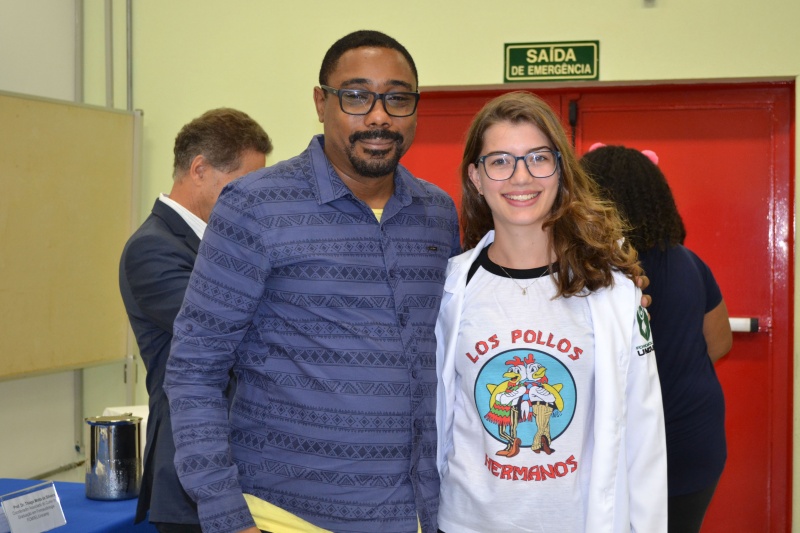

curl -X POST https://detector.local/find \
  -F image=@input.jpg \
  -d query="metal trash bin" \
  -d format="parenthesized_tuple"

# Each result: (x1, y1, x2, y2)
(84, 414, 142, 500)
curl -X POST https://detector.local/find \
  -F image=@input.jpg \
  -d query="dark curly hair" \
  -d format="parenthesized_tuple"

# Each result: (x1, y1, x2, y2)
(319, 30, 418, 88)
(460, 92, 641, 297)
(580, 145, 686, 251)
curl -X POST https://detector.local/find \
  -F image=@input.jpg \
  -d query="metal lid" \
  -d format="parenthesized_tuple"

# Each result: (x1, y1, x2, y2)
(85, 414, 142, 426)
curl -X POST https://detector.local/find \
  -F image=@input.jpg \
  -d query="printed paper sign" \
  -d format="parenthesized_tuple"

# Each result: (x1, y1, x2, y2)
(0, 483, 65, 533)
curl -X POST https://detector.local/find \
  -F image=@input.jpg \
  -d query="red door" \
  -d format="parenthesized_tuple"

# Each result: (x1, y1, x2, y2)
(403, 82, 794, 531)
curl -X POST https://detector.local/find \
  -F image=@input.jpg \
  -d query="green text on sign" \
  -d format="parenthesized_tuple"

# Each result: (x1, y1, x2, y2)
(505, 41, 599, 83)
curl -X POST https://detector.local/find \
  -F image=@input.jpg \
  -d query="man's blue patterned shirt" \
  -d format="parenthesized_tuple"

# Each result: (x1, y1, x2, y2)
(165, 135, 460, 533)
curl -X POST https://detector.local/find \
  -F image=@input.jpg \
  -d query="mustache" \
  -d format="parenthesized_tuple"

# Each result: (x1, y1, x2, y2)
(349, 129, 404, 145)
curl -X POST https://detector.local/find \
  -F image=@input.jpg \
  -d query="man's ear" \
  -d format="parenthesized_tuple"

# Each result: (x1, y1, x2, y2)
(313, 86, 326, 124)
(187, 154, 207, 184)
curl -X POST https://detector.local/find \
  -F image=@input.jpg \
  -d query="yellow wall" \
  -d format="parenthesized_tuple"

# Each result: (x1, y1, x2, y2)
(84, 0, 800, 526)
(86, 0, 800, 217)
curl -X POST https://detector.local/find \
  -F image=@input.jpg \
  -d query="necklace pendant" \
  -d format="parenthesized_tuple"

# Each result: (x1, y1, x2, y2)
(522, 288, 527, 296)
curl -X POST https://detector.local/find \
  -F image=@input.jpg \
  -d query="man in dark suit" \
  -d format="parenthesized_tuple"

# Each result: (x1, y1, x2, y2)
(119, 108, 272, 533)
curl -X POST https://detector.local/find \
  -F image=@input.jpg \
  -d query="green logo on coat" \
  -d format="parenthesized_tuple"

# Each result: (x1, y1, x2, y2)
(637, 306, 651, 340)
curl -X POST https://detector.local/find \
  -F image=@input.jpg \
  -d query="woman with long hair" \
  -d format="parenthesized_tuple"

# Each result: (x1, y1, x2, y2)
(582, 145, 731, 533)
(435, 92, 667, 532)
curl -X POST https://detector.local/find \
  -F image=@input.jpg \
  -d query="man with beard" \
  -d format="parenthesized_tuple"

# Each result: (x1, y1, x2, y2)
(164, 31, 460, 533)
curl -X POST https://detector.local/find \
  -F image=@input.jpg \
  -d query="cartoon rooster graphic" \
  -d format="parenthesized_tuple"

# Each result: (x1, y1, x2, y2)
(484, 355, 527, 457)
(485, 354, 564, 457)
(522, 356, 564, 455)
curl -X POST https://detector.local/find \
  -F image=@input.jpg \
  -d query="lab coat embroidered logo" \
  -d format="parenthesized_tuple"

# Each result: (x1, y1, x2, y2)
(637, 306, 651, 340)
(476, 350, 576, 458)
(636, 306, 655, 357)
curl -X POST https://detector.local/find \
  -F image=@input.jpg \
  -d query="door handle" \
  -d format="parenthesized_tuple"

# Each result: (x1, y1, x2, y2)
(729, 317, 760, 333)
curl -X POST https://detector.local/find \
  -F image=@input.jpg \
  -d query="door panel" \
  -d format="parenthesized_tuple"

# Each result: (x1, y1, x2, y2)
(405, 83, 794, 532)
(574, 85, 793, 532)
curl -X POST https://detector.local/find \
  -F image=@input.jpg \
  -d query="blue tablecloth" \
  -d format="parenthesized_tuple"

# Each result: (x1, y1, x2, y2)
(0, 478, 157, 533)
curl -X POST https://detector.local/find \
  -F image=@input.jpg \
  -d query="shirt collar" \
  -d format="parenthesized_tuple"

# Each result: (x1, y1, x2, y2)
(307, 134, 432, 207)
(158, 193, 206, 239)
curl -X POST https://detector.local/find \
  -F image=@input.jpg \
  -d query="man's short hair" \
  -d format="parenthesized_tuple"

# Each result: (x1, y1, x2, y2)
(173, 108, 272, 179)
(319, 30, 418, 88)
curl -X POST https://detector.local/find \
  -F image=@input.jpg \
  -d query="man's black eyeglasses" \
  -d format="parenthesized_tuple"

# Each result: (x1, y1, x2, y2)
(320, 85, 420, 117)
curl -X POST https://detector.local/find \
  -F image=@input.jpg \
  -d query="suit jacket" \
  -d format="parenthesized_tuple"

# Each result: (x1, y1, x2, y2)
(119, 199, 200, 525)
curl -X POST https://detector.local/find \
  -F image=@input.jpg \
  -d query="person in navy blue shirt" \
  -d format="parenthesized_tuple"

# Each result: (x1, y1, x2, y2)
(582, 145, 733, 533)
(164, 31, 460, 533)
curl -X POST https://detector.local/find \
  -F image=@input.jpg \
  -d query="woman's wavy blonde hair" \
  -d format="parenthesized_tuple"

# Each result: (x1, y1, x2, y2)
(459, 91, 641, 297)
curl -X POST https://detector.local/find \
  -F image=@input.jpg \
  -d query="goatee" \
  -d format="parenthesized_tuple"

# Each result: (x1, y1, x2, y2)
(346, 129, 405, 178)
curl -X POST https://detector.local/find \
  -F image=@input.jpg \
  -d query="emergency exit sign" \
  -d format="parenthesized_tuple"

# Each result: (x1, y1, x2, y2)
(505, 41, 599, 82)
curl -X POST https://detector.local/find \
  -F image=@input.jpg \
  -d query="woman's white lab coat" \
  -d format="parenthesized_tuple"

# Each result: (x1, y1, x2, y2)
(435, 231, 668, 533)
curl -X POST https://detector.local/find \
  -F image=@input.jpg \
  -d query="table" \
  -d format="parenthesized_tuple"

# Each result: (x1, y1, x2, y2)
(0, 479, 157, 533)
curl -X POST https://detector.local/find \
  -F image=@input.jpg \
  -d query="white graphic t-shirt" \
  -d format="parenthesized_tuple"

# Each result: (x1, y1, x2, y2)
(438, 246, 595, 533)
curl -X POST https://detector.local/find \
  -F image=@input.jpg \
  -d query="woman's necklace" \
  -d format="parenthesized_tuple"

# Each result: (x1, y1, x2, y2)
(497, 264, 550, 296)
